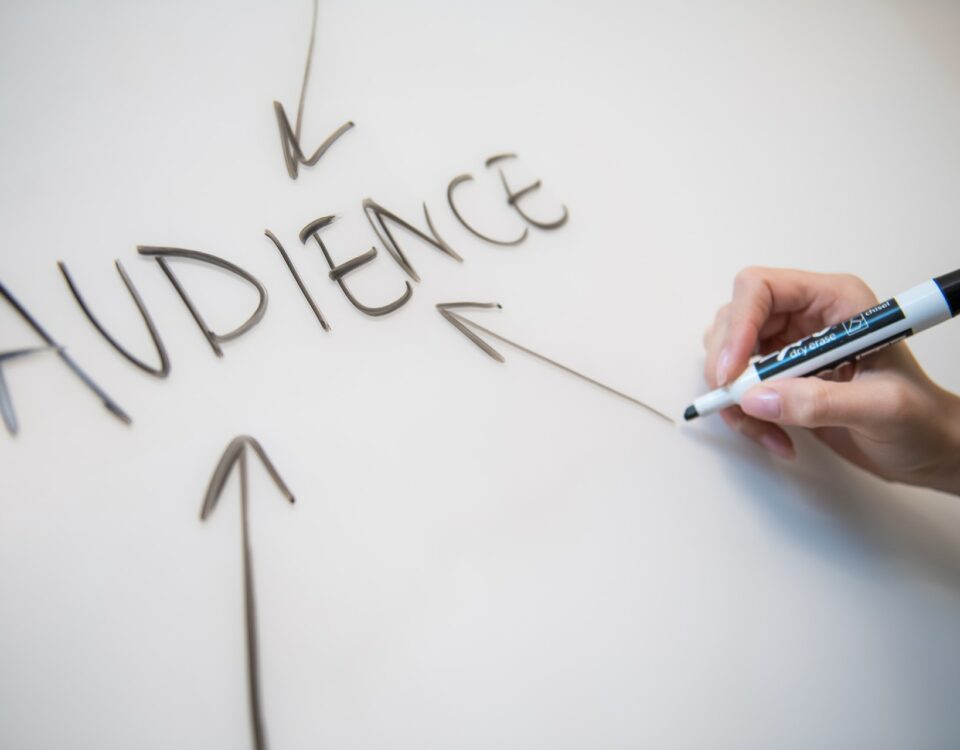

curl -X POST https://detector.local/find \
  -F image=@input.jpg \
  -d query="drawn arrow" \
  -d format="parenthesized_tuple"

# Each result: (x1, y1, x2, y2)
(201, 436, 296, 750)
(0, 346, 59, 435)
(437, 302, 673, 424)
(273, 0, 354, 179)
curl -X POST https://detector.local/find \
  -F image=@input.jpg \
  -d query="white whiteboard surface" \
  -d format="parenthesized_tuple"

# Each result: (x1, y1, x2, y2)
(2, 1, 960, 747)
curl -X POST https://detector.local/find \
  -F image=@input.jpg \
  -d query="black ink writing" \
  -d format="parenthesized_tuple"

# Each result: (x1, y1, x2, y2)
(447, 174, 528, 247)
(138, 246, 268, 358)
(59, 260, 171, 377)
(200, 435, 295, 750)
(488, 153, 569, 230)
(362, 197, 461, 283)
(273, 0, 354, 180)
(300, 214, 413, 317)
(0, 281, 132, 425)
(0, 346, 56, 435)
(265, 229, 331, 331)
(437, 302, 671, 423)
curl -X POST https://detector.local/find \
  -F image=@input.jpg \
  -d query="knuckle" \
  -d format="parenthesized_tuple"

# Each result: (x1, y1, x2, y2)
(840, 274, 878, 305)
(793, 381, 827, 425)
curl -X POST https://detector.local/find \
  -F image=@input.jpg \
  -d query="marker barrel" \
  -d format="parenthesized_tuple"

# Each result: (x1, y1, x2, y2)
(688, 274, 957, 420)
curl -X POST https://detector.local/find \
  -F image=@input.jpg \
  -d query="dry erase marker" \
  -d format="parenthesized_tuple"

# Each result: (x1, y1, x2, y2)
(684, 268, 960, 421)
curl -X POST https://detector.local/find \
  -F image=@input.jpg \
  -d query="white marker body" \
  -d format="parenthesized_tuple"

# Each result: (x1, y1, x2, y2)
(691, 279, 951, 419)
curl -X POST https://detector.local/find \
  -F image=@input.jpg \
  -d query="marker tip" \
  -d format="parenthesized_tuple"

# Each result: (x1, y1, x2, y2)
(683, 405, 698, 421)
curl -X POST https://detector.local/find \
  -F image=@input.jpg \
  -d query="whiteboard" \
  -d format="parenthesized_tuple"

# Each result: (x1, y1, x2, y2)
(2, 1, 960, 747)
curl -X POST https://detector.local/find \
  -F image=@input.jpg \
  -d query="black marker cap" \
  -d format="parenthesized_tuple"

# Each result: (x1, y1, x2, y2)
(934, 268, 960, 317)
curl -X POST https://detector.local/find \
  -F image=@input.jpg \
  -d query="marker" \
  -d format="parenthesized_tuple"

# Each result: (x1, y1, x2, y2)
(684, 268, 960, 421)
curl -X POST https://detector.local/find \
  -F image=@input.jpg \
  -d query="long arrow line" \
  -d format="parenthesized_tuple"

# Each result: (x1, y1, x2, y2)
(201, 436, 295, 750)
(273, 0, 354, 179)
(463, 316, 675, 424)
(438, 303, 674, 425)
(293, 0, 319, 142)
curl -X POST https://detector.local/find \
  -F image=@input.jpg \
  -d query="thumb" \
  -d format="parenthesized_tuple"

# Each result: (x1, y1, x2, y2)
(739, 376, 909, 435)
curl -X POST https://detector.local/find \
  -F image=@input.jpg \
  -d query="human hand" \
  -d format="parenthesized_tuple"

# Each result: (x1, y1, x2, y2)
(703, 267, 960, 496)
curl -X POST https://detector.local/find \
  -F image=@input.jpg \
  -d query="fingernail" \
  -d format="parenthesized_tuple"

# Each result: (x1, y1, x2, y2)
(760, 432, 795, 459)
(741, 387, 782, 420)
(716, 348, 731, 386)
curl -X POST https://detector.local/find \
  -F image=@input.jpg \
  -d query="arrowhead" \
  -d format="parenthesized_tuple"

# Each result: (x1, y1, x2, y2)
(199, 435, 294, 750)
(201, 435, 295, 520)
(437, 303, 675, 424)
(436, 302, 505, 362)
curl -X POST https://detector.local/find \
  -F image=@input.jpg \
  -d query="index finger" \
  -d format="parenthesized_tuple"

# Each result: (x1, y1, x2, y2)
(708, 267, 875, 387)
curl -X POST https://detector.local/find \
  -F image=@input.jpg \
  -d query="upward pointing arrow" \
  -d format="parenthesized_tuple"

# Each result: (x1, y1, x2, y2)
(201, 436, 295, 750)
(437, 302, 673, 424)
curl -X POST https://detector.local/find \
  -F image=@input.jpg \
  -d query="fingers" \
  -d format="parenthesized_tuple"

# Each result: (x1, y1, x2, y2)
(758, 312, 790, 342)
(739, 375, 918, 438)
(703, 267, 886, 458)
(716, 269, 774, 386)
(703, 267, 879, 388)
(721, 406, 796, 459)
